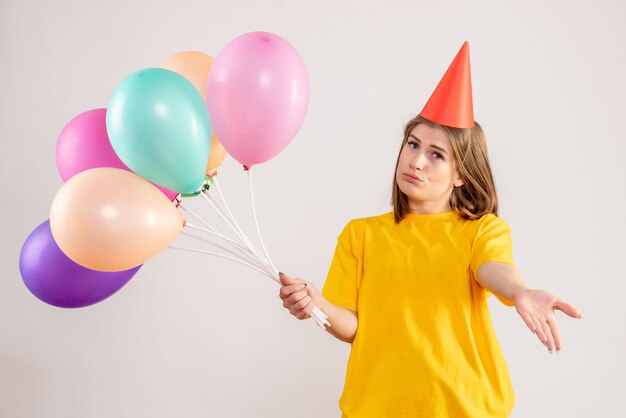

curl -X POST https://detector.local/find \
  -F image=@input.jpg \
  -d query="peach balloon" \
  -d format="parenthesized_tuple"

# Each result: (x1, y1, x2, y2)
(160, 51, 213, 100)
(50, 168, 184, 272)
(160, 51, 227, 172)
(207, 132, 227, 172)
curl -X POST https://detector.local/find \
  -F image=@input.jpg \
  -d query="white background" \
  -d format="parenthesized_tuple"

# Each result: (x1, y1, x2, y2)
(1, 0, 624, 417)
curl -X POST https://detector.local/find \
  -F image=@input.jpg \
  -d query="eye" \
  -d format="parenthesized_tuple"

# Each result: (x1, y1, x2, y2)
(407, 141, 419, 150)
(433, 152, 444, 160)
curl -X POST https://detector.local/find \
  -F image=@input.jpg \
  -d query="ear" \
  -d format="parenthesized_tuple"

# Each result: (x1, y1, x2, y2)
(453, 172, 464, 188)
(454, 179, 464, 187)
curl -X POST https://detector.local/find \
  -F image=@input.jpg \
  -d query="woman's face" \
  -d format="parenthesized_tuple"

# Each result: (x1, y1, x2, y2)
(395, 123, 464, 213)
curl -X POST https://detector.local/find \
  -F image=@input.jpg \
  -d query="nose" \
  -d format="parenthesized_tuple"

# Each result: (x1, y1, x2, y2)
(409, 151, 426, 171)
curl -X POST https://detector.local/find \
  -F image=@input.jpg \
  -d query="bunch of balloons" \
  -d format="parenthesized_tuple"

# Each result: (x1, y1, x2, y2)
(20, 32, 310, 309)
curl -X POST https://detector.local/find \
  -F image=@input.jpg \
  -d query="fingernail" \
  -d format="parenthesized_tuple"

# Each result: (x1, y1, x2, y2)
(556, 350, 560, 354)
(577, 313, 583, 319)
(549, 350, 553, 354)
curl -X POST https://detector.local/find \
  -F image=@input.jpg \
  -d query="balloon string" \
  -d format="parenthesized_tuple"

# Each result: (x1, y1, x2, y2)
(211, 177, 239, 233)
(246, 168, 278, 276)
(179, 202, 220, 233)
(180, 196, 274, 277)
(179, 204, 255, 258)
(199, 190, 248, 247)
(183, 175, 330, 329)
(209, 177, 272, 268)
(181, 229, 272, 276)
(244, 171, 329, 328)
(181, 226, 274, 278)
(172, 235, 328, 327)
(199, 189, 273, 272)
(168, 245, 275, 280)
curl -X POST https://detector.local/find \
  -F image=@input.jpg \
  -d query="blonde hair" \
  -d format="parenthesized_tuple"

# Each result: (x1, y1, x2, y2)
(391, 115, 499, 223)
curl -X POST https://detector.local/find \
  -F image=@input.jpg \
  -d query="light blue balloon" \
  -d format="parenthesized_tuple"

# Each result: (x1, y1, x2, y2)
(107, 68, 212, 194)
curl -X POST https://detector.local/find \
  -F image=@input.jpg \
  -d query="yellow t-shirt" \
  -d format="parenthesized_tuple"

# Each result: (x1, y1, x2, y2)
(322, 211, 515, 418)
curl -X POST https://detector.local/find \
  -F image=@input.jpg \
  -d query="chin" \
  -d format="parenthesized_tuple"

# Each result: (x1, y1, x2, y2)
(397, 179, 421, 196)
(399, 188, 423, 203)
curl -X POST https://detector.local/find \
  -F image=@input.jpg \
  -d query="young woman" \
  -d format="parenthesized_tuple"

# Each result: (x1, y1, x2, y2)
(278, 43, 580, 417)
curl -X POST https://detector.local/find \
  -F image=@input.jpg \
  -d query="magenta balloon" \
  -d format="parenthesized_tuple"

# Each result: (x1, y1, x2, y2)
(56, 109, 179, 202)
(206, 32, 309, 167)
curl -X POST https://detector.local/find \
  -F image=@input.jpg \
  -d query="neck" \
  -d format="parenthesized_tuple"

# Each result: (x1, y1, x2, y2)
(407, 200, 452, 215)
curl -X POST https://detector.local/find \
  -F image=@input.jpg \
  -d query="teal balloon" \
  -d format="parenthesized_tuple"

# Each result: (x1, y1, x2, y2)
(106, 68, 212, 194)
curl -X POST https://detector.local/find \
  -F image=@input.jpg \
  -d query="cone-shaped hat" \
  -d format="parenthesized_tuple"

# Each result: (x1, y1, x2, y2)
(420, 41, 474, 128)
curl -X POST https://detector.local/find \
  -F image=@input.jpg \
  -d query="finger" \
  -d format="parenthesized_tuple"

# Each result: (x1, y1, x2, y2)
(553, 299, 582, 319)
(302, 303, 314, 316)
(519, 311, 536, 333)
(295, 298, 313, 320)
(283, 290, 308, 307)
(286, 283, 307, 295)
(294, 295, 312, 312)
(289, 301, 313, 319)
(278, 272, 291, 285)
(279, 272, 302, 286)
(540, 320, 555, 352)
(303, 283, 319, 297)
(290, 297, 312, 320)
(533, 317, 548, 345)
(295, 310, 311, 320)
(546, 316, 562, 352)
(279, 282, 307, 299)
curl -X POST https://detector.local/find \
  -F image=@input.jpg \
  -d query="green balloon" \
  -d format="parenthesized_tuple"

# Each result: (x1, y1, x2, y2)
(107, 68, 211, 194)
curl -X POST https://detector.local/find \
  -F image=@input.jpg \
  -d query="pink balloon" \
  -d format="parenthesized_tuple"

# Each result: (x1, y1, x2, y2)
(56, 109, 179, 202)
(206, 32, 309, 167)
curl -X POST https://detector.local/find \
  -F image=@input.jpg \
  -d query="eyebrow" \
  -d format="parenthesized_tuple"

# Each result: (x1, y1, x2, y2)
(408, 134, 449, 155)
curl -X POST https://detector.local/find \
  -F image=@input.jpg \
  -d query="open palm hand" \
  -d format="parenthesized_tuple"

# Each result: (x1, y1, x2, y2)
(513, 289, 581, 352)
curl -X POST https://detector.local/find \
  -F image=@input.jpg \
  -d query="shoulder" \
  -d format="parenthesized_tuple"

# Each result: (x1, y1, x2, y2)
(339, 212, 394, 237)
(474, 213, 510, 229)
(344, 212, 394, 230)
(470, 213, 512, 240)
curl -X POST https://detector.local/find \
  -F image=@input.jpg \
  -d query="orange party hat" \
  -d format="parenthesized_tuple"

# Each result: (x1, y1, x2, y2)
(420, 41, 474, 128)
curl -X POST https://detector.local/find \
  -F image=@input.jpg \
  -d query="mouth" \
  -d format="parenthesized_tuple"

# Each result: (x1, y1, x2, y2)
(402, 173, 424, 184)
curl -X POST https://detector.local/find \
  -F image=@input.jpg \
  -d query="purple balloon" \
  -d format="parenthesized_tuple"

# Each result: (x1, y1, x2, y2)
(19, 220, 141, 308)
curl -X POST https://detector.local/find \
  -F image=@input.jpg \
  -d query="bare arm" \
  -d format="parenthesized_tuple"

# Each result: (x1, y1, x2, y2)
(476, 262, 526, 304)
(319, 300, 358, 343)
(279, 273, 358, 343)
(477, 262, 581, 352)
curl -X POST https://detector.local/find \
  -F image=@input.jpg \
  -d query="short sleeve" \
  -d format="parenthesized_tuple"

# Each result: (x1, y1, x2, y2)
(470, 215, 515, 278)
(321, 221, 362, 312)
(470, 214, 515, 282)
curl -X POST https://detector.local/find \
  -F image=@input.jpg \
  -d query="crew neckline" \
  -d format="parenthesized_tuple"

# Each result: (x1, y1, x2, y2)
(401, 210, 460, 222)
